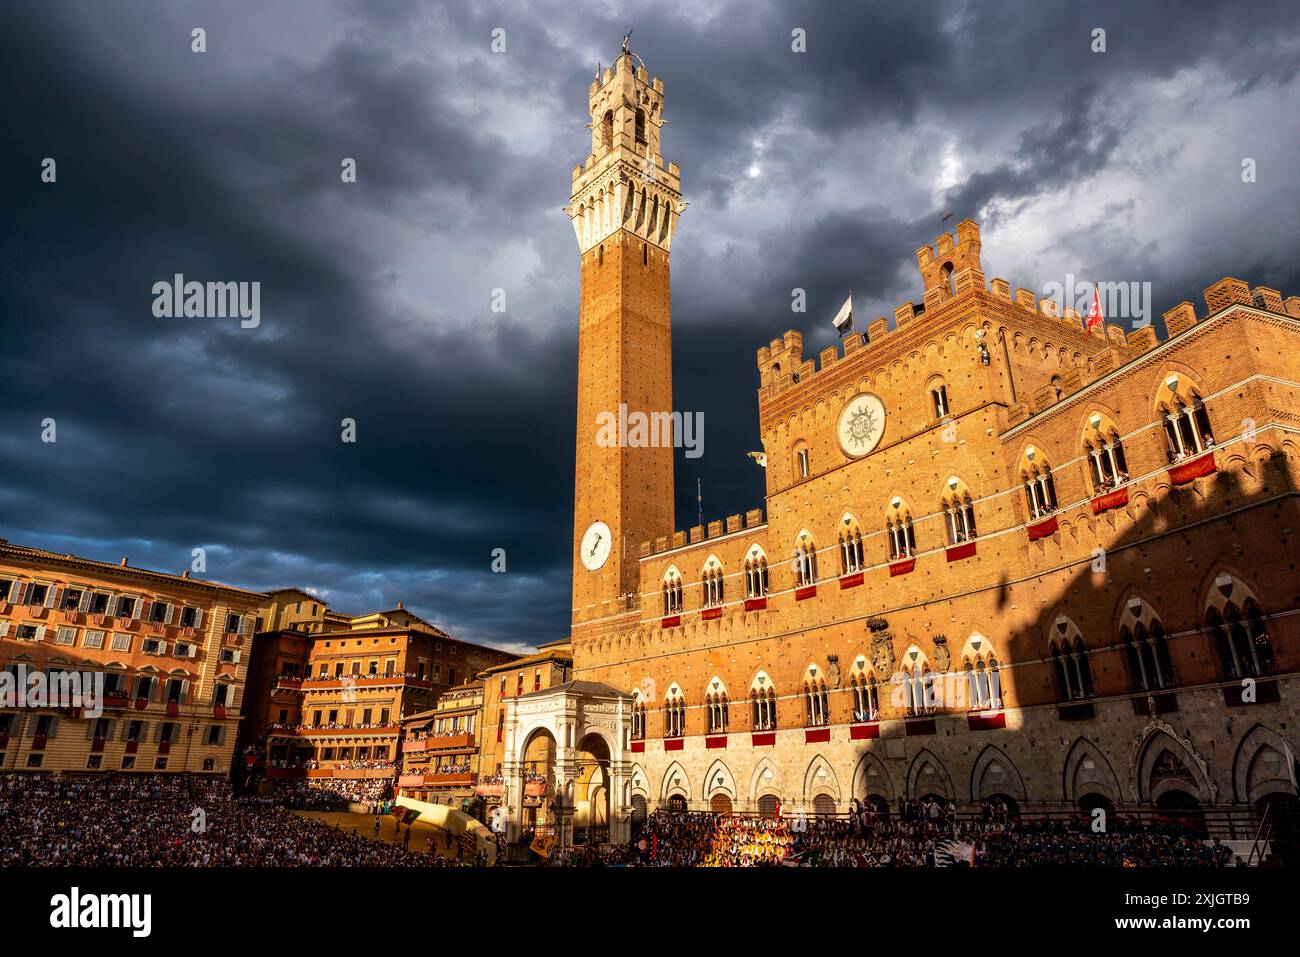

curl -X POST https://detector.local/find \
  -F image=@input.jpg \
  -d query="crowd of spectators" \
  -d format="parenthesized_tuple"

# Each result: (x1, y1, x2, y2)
(265, 758, 394, 771)
(1169, 436, 1215, 464)
(1093, 469, 1131, 492)
(431, 760, 472, 774)
(303, 670, 431, 684)
(266, 721, 398, 733)
(471, 770, 545, 788)
(612, 804, 1230, 867)
(264, 778, 391, 808)
(0, 773, 456, 867)
(0, 772, 1234, 869)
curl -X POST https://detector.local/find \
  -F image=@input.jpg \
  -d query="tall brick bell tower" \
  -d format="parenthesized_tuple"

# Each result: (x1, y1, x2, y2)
(566, 47, 683, 630)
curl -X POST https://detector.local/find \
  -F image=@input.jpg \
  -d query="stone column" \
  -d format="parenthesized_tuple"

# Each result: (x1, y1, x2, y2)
(609, 760, 633, 844)
(500, 698, 525, 847)
(553, 742, 578, 849)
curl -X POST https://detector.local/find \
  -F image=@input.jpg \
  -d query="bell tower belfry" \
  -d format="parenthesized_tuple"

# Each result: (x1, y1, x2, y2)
(566, 48, 683, 630)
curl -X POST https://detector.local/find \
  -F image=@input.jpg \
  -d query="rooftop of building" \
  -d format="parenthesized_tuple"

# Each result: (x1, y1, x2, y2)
(263, 586, 322, 601)
(0, 539, 266, 600)
(518, 679, 626, 700)
(477, 646, 572, 676)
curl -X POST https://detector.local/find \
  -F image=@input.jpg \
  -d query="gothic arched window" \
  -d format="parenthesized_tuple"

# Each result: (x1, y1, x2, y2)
(601, 110, 614, 151)
(1051, 638, 1094, 701)
(664, 686, 686, 738)
(963, 652, 1002, 711)
(750, 675, 778, 731)
(1157, 377, 1215, 461)
(1021, 464, 1058, 520)
(792, 533, 818, 587)
(661, 568, 683, 616)
(701, 558, 725, 608)
(885, 498, 916, 561)
(851, 672, 879, 721)
(1208, 600, 1274, 680)
(744, 548, 770, 599)
(706, 685, 729, 733)
(804, 676, 829, 726)
(838, 515, 864, 575)
(630, 693, 646, 740)
(1083, 414, 1130, 492)
(942, 481, 978, 545)
(1122, 620, 1174, 692)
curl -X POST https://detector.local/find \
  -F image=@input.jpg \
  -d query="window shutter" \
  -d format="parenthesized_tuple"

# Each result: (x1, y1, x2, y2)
(0, 622, 8, 639)
(48, 716, 60, 738)
(158, 640, 169, 655)
(217, 726, 227, 746)
(193, 608, 204, 628)
(86, 722, 96, 740)
(153, 723, 162, 743)
(231, 650, 242, 665)
(11, 582, 27, 605)
(45, 586, 60, 609)
(240, 614, 254, 637)
(181, 679, 190, 702)
(164, 603, 175, 625)
(106, 720, 116, 740)
(34, 625, 46, 642)
(131, 597, 143, 620)
(78, 590, 93, 613)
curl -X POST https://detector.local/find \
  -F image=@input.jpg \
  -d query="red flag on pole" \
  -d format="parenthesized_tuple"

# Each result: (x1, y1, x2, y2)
(1084, 287, 1103, 338)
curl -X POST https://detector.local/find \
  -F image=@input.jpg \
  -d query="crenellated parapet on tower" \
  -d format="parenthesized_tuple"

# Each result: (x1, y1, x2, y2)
(916, 218, 986, 311)
(565, 52, 684, 255)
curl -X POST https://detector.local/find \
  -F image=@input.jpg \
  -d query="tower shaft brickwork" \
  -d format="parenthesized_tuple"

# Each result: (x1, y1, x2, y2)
(567, 51, 683, 628)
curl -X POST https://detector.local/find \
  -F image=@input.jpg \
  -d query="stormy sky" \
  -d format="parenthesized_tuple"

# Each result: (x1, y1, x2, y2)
(2, 1, 1298, 653)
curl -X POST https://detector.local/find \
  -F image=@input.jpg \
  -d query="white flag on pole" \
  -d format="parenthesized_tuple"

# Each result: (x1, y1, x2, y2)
(832, 293, 853, 335)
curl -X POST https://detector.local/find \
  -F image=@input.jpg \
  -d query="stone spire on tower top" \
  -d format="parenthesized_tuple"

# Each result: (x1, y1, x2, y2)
(565, 44, 683, 254)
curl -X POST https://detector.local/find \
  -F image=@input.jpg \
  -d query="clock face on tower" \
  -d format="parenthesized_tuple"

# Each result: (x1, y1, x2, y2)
(580, 520, 613, 571)
(837, 393, 887, 457)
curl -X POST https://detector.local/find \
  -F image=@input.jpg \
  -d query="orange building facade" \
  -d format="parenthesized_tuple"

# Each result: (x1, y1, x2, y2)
(495, 49, 1300, 850)
(242, 602, 516, 793)
(0, 541, 265, 775)
(397, 682, 482, 807)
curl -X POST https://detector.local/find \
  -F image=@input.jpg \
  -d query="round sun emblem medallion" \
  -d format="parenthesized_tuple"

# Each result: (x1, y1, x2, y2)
(837, 393, 886, 457)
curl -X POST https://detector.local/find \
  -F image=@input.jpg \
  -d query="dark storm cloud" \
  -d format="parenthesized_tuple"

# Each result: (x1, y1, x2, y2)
(2, 0, 1298, 650)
